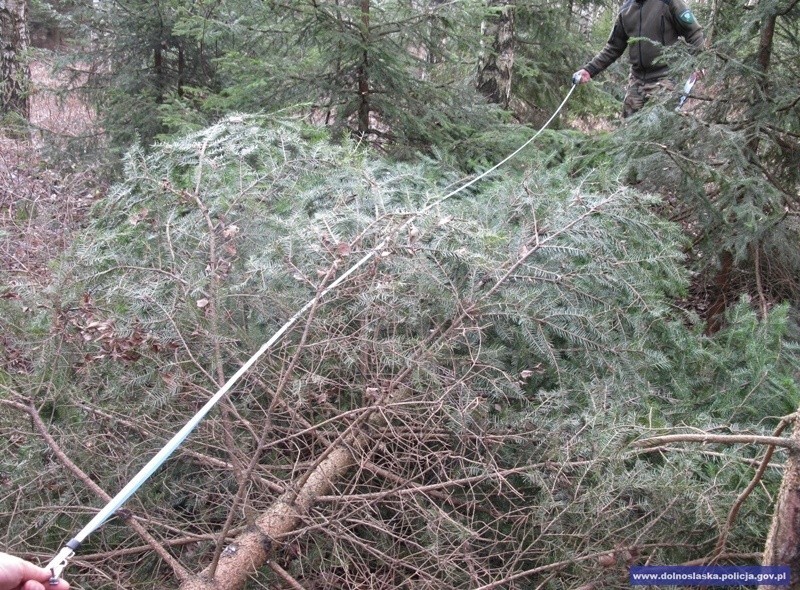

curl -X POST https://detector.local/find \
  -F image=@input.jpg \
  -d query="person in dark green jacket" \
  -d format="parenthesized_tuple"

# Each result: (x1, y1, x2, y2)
(572, 0, 705, 117)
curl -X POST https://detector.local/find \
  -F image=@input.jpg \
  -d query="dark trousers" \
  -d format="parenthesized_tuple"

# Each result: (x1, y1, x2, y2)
(622, 75, 676, 117)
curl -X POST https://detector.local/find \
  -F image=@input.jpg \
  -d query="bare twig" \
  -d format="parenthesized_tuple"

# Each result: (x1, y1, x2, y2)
(632, 433, 799, 451)
(0, 391, 190, 580)
(206, 260, 339, 579)
(711, 418, 794, 559)
(267, 560, 305, 590)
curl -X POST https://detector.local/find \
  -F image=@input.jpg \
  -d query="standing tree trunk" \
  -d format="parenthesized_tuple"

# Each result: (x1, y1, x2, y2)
(760, 414, 800, 590)
(756, 11, 776, 86)
(0, 0, 30, 120)
(356, 0, 371, 138)
(748, 6, 776, 157)
(476, 0, 515, 109)
(154, 43, 164, 103)
(706, 4, 777, 334)
(706, 0, 721, 44)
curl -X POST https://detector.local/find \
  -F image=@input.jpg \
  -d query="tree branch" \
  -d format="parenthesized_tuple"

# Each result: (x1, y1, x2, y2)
(266, 561, 305, 590)
(632, 433, 799, 451)
(712, 417, 794, 559)
(0, 393, 190, 580)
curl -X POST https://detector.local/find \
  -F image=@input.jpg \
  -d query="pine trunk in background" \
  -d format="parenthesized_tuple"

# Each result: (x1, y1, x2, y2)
(751, 8, 776, 154)
(706, 0, 720, 43)
(477, 0, 514, 109)
(0, 0, 30, 120)
(757, 13, 776, 68)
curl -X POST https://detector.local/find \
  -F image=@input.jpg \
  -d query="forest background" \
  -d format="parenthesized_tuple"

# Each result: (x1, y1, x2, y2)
(1, 0, 799, 588)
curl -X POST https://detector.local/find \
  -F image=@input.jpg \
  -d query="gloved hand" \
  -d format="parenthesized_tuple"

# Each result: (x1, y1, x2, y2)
(572, 69, 591, 85)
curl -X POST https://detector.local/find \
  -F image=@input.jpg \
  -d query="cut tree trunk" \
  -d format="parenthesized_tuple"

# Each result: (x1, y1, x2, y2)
(178, 438, 362, 590)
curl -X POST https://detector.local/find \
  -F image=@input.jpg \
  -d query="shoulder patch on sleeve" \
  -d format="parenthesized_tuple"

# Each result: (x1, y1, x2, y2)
(678, 9, 696, 24)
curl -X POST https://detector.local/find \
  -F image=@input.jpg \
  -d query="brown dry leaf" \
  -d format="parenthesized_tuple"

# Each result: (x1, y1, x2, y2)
(222, 224, 240, 239)
(336, 242, 351, 257)
(129, 208, 149, 226)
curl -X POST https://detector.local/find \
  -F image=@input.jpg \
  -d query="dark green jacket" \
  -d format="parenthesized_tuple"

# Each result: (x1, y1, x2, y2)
(584, 0, 704, 82)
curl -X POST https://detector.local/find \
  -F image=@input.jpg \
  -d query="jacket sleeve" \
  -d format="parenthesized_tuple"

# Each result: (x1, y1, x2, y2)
(670, 0, 705, 50)
(583, 16, 628, 77)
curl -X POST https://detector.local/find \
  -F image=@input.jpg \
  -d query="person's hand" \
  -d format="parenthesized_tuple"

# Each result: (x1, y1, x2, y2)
(572, 69, 591, 85)
(0, 553, 70, 590)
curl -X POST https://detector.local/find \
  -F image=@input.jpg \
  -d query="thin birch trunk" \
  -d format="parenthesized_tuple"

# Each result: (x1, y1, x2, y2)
(0, 0, 30, 119)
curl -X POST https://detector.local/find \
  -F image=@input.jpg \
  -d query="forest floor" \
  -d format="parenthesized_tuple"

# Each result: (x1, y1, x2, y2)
(0, 61, 101, 283)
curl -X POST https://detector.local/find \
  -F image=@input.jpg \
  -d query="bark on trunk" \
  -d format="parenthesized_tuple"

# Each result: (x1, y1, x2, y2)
(476, 0, 515, 109)
(748, 9, 775, 156)
(759, 415, 800, 590)
(178, 439, 362, 590)
(154, 43, 164, 104)
(0, 0, 30, 119)
(356, 0, 370, 137)
(706, 0, 720, 44)
(756, 13, 776, 80)
(704, 249, 734, 335)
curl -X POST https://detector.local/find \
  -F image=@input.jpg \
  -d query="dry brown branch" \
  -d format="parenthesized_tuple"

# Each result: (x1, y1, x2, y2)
(205, 259, 340, 579)
(712, 416, 794, 559)
(630, 445, 786, 470)
(315, 463, 592, 502)
(752, 241, 769, 319)
(76, 529, 245, 562)
(760, 411, 800, 589)
(0, 393, 190, 580)
(73, 401, 285, 494)
(170, 195, 622, 589)
(188, 146, 246, 495)
(266, 560, 305, 590)
(472, 548, 635, 590)
(472, 542, 711, 590)
(683, 552, 764, 566)
(180, 442, 361, 590)
(632, 433, 799, 451)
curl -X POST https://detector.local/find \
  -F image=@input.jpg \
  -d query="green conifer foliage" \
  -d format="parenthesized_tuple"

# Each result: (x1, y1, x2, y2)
(3, 116, 797, 588)
(608, 0, 800, 317)
(87, 0, 505, 154)
(513, 0, 610, 122)
(254, 1, 506, 148)
(79, 0, 226, 149)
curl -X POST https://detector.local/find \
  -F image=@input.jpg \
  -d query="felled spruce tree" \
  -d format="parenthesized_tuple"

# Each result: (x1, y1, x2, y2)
(2, 116, 794, 589)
